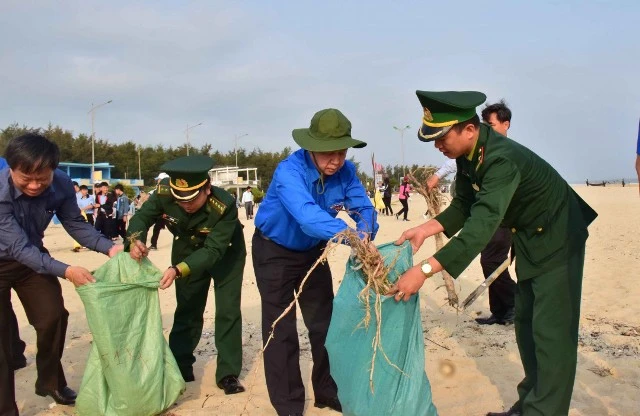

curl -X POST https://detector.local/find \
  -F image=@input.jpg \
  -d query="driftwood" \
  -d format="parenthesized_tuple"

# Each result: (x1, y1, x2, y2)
(407, 168, 459, 307)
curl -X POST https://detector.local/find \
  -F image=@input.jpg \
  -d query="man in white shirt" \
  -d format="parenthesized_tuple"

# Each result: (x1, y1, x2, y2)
(241, 186, 254, 220)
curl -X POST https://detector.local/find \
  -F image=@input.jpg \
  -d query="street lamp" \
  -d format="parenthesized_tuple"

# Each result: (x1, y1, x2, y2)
(234, 133, 248, 167)
(393, 125, 410, 175)
(184, 122, 203, 156)
(88, 100, 113, 186)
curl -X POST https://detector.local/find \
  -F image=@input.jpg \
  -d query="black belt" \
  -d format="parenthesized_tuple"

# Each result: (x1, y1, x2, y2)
(255, 228, 271, 241)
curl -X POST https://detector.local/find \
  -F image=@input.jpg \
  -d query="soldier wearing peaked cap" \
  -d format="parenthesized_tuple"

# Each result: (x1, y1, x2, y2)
(393, 91, 597, 416)
(126, 155, 247, 395)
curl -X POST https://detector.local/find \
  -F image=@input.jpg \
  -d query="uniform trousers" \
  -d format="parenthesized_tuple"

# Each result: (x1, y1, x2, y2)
(514, 242, 585, 415)
(252, 230, 338, 416)
(480, 226, 515, 318)
(0, 260, 69, 416)
(168, 245, 245, 384)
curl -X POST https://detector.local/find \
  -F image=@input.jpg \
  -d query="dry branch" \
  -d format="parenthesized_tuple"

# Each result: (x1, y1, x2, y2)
(407, 168, 459, 307)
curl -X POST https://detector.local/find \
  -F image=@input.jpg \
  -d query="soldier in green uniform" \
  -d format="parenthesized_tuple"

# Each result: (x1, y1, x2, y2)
(393, 91, 597, 416)
(126, 155, 246, 395)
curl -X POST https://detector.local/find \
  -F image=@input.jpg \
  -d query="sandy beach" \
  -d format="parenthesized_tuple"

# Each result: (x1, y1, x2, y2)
(11, 185, 640, 416)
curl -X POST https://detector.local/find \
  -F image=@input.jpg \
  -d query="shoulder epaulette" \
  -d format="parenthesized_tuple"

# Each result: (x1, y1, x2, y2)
(157, 184, 171, 196)
(208, 196, 227, 215)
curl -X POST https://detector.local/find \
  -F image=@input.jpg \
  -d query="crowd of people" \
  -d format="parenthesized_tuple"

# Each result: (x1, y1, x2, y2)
(1, 89, 610, 416)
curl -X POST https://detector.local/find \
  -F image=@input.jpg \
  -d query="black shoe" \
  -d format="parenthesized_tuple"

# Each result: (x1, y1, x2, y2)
(149, 245, 158, 250)
(487, 403, 522, 415)
(12, 356, 27, 370)
(403, 218, 410, 221)
(217, 375, 245, 395)
(475, 314, 512, 326)
(314, 396, 342, 412)
(35, 386, 77, 405)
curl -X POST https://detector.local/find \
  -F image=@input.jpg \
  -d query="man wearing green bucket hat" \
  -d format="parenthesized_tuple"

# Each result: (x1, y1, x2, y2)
(253, 108, 379, 416)
(393, 91, 597, 415)
(126, 155, 246, 395)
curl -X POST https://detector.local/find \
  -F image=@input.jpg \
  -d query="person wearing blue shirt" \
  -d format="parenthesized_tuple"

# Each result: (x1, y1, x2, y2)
(0, 134, 122, 415)
(636, 118, 640, 196)
(253, 109, 379, 416)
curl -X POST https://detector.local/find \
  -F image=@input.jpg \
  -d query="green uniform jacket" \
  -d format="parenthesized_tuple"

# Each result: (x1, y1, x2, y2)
(434, 124, 597, 280)
(126, 184, 245, 277)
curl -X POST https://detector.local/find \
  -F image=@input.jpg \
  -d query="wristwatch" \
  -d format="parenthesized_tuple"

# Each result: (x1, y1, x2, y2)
(169, 266, 182, 279)
(420, 260, 434, 279)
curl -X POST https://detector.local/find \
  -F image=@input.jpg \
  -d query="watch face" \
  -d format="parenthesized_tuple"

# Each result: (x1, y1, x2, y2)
(421, 262, 432, 274)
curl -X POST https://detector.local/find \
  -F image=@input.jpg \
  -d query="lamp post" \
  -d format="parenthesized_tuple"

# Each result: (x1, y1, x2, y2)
(137, 145, 142, 180)
(234, 133, 248, 167)
(393, 125, 410, 175)
(184, 122, 203, 156)
(88, 100, 113, 185)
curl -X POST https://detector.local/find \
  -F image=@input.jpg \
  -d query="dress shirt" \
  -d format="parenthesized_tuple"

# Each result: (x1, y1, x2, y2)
(0, 169, 113, 277)
(254, 149, 378, 251)
(435, 159, 458, 179)
(241, 190, 254, 204)
(78, 194, 95, 214)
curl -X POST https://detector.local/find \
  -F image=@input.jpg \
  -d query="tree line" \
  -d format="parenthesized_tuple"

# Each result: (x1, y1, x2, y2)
(0, 123, 436, 191)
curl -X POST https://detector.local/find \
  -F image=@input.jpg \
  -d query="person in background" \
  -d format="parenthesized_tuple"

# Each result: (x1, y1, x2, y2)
(0, 133, 122, 415)
(114, 184, 130, 240)
(241, 186, 254, 220)
(636, 119, 640, 196)
(253, 108, 379, 416)
(381, 176, 393, 216)
(395, 176, 410, 221)
(94, 182, 117, 239)
(149, 174, 169, 250)
(374, 182, 385, 214)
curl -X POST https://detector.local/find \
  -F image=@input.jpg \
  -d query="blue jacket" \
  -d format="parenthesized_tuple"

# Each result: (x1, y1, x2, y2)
(255, 149, 378, 251)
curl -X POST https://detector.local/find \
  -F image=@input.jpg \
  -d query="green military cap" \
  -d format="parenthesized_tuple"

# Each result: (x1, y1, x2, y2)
(416, 91, 487, 142)
(292, 108, 367, 152)
(160, 155, 214, 202)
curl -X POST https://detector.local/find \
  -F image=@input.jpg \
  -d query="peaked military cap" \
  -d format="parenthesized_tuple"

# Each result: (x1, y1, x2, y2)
(416, 91, 487, 142)
(292, 108, 367, 152)
(161, 155, 214, 201)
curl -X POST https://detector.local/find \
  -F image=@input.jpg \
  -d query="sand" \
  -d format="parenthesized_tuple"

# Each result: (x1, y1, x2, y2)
(11, 185, 640, 416)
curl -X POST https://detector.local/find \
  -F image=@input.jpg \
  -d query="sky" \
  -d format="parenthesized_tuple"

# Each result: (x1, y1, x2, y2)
(1, 0, 638, 183)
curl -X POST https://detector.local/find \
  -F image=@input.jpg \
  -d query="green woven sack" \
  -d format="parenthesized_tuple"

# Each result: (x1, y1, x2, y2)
(75, 252, 185, 416)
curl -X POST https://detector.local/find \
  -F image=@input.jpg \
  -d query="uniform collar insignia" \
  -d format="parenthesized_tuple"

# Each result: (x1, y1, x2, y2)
(476, 146, 485, 171)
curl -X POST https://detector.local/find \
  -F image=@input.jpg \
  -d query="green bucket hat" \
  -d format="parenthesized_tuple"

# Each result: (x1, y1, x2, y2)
(416, 91, 487, 142)
(292, 108, 367, 152)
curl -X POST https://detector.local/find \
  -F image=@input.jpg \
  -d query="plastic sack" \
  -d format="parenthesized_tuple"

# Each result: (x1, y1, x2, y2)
(75, 252, 185, 416)
(326, 241, 438, 416)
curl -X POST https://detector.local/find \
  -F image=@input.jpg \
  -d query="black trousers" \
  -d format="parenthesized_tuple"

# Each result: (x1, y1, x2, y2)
(95, 214, 117, 239)
(382, 196, 393, 215)
(85, 213, 94, 227)
(0, 260, 69, 415)
(396, 199, 409, 220)
(9, 296, 26, 365)
(252, 230, 338, 416)
(480, 226, 516, 317)
(116, 218, 127, 239)
(150, 218, 165, 247)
